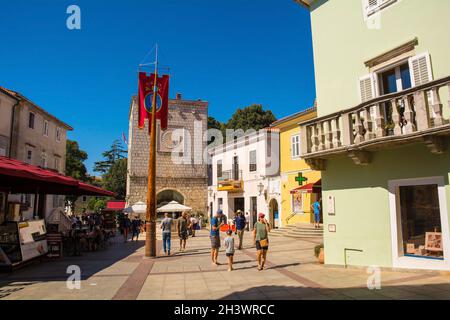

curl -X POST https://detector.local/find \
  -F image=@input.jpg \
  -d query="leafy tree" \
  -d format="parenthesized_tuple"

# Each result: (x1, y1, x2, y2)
(66, 140, 90, 182)
(225, 104, 276, 132)
(87, 197, 107, 214)
(208, 116, 223, 131)
(65, 140, 92, 213)
(94, 139, 127, 174)
(102, 158, 127, 200)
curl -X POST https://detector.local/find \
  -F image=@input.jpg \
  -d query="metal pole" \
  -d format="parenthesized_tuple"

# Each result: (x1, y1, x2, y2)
(145, 44, 159, 258)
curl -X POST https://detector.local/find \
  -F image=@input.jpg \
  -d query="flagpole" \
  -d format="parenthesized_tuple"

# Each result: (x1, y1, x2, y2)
(145, 44, 159, 258)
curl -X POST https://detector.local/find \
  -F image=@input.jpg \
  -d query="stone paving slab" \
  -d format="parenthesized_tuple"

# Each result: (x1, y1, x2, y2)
(2, 229, 450, 300)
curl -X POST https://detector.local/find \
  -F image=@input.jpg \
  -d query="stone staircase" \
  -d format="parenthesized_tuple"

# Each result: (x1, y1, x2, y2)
(269, 223, 323, 239)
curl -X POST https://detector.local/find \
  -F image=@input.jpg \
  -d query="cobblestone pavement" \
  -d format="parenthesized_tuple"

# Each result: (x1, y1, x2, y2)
(1, 229, 450, 300)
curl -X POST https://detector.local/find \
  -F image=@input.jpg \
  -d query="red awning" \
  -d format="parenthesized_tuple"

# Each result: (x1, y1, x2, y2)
(290, 179, 322, 194)
(0, 156, 116, 197)
(106, 201, 126, 210)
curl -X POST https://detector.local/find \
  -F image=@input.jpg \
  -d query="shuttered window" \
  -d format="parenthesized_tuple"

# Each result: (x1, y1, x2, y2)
(408, 52, 433, 87)
(358, 74, 377, 102)
(291, 134, 301, 159)
(363, 0, 397, 18)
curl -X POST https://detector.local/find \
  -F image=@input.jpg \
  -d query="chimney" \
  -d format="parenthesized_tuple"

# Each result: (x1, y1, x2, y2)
(176, 93, 182, 100)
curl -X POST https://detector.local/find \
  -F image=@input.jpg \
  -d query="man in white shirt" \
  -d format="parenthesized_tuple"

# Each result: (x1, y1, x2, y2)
(245, 212, 250, 231)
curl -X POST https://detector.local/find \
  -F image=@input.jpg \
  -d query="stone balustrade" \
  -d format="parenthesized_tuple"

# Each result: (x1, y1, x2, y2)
(300, 76, 450, 169)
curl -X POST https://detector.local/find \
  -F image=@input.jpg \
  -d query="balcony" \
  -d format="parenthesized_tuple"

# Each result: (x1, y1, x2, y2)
(300, 76, 450, 170)
(217, 170, 244, 193)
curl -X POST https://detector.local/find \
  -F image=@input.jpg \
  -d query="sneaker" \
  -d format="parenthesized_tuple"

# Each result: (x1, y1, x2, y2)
(167, 251, 171, 256)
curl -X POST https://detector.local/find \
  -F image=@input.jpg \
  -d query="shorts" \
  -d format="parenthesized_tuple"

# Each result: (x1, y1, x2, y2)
(226, 253, 234, 257)
(256, 240, 269, 251)
(210, 235, 221, 249)
(179, 231, 188, 240)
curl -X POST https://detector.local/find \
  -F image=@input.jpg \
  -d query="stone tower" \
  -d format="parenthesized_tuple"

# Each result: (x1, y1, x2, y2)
(126, 93, 208, 216)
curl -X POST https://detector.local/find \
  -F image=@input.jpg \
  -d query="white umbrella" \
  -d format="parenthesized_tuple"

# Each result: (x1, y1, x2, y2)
(123, 201, 147, 218)
(157, 201, 192, 213)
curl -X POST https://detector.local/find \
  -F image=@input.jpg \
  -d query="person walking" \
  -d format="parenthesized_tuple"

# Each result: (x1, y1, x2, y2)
(160, 212, 173, 256)
(122, 213, 131, 243)
(224, 230, 235, 272)
(190, 215, 198, 237)
(253, 213, 271, 271)
(131, 217, 141, 242)
(311, 198, 322, 229)
(235, 211, 246, 250)
(177, 211, 190, 252)
(245, 212, 250, 231)
(210, 209, 225, 266)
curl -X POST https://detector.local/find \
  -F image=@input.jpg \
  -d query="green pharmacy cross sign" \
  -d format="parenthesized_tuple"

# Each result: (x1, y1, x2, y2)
(295, 173, 308, 186)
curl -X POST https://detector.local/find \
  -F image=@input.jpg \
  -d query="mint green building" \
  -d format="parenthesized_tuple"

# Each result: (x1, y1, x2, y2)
(297, 0, 450, 271)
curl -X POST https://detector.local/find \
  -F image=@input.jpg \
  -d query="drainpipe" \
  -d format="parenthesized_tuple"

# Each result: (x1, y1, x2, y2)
(9, 100, 21, 158)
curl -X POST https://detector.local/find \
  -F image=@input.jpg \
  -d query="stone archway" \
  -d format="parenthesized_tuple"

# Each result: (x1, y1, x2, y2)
(157, 189, 185, 208)
(269, 198, 279, 229)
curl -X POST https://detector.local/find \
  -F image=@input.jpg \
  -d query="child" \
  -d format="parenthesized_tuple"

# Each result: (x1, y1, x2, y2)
(224, 229, 235, 271)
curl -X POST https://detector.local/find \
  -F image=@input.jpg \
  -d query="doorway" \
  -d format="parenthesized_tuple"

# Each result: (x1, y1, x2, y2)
(389, 177, 450, 270)
(269, 199, 279, 229)
(233, 197, 244, 215)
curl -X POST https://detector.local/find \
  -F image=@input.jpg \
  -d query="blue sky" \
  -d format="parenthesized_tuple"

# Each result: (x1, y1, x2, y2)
(0, 0, 315, 174)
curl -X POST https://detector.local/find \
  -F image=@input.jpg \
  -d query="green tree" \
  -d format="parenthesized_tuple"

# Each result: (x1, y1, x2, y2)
(87, 197, 107, 214)
(66, 140, 90, 182)
(94, 139, 127, 174)
(225, 104, 276, 132)
(102, 158, 127, 200)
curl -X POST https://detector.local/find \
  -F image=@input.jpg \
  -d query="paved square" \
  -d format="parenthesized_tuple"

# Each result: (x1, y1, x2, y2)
(1, 230, 450, 300)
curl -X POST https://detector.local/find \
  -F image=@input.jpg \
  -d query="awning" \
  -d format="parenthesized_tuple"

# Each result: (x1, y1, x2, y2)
(106, 201, 126, 210)
(0, 156, 116, 197)
(290, 179, 322, 194)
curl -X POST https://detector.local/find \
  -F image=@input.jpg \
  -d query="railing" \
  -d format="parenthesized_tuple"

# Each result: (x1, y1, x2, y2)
(217, 170, 244, 192)
(301, 76, 450, 158)
(218, 169, 243, 183)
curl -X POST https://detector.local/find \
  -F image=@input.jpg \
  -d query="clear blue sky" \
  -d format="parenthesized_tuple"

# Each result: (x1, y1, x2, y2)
(0, 0, 315, 174)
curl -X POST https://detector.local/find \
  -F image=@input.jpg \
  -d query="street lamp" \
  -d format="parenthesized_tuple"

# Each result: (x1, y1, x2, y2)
(258, 183, 265, 196)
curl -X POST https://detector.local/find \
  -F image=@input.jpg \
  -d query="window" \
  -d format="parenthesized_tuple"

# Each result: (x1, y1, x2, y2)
(26, 149, 33, 164)
(54, 156, 61, 172)
(41, 151, 47, 168)
(363, 0, 397, 18)
(28, 112, 35, 129)
(291, 134, 301, 159)
(82, 196, 87, 202)
(217, 160, 222, 180)
(218, 198, 223, 211)
(249, 150, 257, 172)
(292, 193, 303, 214)
(43, 120, 49, 137)
(56, 127, 62, 142)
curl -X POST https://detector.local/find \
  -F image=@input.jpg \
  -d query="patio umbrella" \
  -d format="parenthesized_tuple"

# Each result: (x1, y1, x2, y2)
(157, 201, 192, 213)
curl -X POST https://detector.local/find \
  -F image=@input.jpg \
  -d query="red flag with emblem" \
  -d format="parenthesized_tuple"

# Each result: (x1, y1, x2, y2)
(138, 72, 169, 132)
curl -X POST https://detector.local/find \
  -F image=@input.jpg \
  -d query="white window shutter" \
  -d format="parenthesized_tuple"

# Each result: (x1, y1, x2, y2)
(359, 73, 377, 103)
(408, 52, 433, 87)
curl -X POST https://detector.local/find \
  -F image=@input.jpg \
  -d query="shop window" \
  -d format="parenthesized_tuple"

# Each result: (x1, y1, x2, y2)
(291, 193, 303, 214)
(399, 184, 443, 260)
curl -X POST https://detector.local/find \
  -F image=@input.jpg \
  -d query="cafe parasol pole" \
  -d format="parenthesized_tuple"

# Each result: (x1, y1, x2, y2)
(145, 44, 159, 258)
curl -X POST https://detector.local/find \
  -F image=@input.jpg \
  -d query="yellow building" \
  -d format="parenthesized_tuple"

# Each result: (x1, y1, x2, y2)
(271, 106, 321, 226)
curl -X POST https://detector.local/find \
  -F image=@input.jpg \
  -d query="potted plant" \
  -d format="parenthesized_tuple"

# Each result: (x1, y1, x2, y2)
(314, 243, 324, 264)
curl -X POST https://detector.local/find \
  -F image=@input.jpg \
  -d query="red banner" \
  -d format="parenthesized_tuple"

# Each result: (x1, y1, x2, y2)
(138, 72, 169, 132)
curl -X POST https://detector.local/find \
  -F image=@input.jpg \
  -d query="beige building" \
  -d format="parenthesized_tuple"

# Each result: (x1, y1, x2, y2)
(0, 86, 73, 222)
(126, 93, 208, 217)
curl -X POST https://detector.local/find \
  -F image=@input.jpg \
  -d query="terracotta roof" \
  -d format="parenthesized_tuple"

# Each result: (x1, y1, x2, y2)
(0, 86, 73, 131)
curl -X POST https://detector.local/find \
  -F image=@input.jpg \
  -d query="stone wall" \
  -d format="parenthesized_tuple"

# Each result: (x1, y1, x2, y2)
(127, 94, 208, 215)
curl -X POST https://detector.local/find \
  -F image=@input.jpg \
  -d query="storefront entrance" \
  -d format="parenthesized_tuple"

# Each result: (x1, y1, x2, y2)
(389, 177, 450, 270)
(269, 199, 279, 229)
